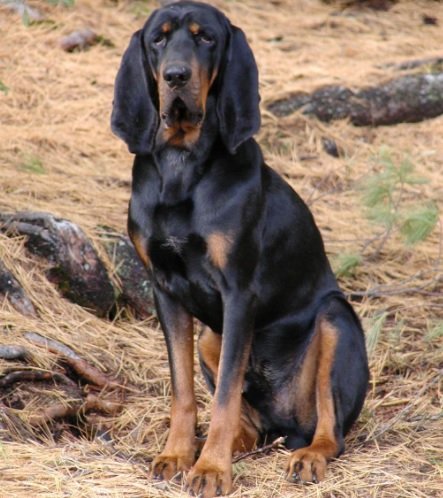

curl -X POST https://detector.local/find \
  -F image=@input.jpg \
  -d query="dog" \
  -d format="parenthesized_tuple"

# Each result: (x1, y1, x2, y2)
(111, 2, 369, 496)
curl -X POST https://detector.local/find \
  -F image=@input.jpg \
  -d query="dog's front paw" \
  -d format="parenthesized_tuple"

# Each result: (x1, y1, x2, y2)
(286, 447, 327, 484)
(152, 452, 195, 482)
(186, 460, 232, 497)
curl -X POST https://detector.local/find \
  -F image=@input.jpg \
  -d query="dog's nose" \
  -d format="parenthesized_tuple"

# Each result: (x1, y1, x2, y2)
(163, 65, 191, 88)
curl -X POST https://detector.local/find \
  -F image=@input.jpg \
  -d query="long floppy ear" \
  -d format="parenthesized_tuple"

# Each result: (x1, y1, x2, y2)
(216, 26, 261, 154)
(111, 30, 158, 155)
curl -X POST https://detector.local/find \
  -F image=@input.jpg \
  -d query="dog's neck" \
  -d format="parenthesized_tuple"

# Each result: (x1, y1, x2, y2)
(152, 95, 220, 205)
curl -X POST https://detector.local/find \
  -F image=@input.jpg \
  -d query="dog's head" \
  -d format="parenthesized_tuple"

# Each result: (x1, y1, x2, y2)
(111, 1, 260, 155)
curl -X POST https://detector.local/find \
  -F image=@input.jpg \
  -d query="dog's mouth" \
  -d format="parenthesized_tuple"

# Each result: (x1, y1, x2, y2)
(160, 96, 204, 130)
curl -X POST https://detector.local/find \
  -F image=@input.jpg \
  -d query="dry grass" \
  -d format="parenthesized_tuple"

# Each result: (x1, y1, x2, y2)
(0, 0, 442, 496)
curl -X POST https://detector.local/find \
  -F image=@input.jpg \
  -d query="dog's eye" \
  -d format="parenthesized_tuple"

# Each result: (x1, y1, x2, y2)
(196, 32, 214, 45)
(152, 34, 167, 47)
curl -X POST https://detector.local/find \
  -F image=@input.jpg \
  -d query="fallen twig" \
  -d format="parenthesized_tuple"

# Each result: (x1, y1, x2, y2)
(232, 436, 286, 463)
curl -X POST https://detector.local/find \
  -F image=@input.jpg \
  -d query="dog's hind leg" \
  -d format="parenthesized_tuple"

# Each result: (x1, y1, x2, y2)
(286, 299, 368, 484)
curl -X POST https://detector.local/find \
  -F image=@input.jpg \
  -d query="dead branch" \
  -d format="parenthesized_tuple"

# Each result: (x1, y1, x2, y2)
(268, 73, 443, 126)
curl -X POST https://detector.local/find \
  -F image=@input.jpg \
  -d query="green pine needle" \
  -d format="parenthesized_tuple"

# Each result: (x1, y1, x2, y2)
(400, 203, 439, 245)
(0, 80, 9, 95)
(366, 312, 387, 358)
(19, 155, 46, 175)
(46, 0, 75, 6)
(366, 204, 397, 228)
(361, 147, 437, 252)
(334, 253, 362, 278)
(21, 8, 30, 26)
(426, 321, 443, 342)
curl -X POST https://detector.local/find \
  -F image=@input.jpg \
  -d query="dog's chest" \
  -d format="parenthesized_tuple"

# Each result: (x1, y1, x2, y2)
(131, 152, 218, 288)
(145, 191, 208, 276)
(146, 198, 222, 325)
(147, 197, 198, 266)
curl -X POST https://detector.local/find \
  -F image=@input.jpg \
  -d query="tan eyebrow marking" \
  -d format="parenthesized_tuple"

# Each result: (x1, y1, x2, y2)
(189, 22, 200, 35)
(161, 22, 172, 33)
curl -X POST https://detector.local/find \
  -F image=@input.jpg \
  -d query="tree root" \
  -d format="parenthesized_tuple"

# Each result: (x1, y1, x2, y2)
(24, 332, 121, 389)
(0, 333, 126, 435)
(0, 345, 29, 361)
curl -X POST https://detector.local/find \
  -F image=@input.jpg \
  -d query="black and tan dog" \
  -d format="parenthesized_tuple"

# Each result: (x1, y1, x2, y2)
(111, 1, 369, 496)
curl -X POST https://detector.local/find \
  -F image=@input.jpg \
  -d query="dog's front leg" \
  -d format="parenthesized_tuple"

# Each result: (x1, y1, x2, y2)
(151, 287, 197, 482)
(187, 292, 255, 498)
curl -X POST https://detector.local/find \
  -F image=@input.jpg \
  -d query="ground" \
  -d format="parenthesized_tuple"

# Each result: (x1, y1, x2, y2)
(0, 1, 442, 497)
